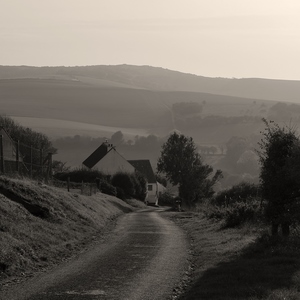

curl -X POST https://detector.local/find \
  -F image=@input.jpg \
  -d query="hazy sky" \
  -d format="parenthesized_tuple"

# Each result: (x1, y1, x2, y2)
(1, 0, 300, 80)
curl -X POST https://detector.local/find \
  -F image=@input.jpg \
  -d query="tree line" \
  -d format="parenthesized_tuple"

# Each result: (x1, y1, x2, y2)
(157, 119, 300, 237)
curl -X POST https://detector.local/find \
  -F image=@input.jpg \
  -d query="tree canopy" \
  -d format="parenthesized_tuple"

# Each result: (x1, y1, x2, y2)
(257, 119, 300, 236)
(157, 132, 222, 205)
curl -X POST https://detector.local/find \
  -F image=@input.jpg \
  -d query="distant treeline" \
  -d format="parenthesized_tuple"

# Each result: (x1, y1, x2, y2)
(172, 101, 300, 131)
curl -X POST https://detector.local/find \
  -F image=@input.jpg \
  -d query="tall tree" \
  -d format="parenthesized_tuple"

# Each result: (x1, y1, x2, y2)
(257, 119, 300, 236)
(157, 132, 222, 206)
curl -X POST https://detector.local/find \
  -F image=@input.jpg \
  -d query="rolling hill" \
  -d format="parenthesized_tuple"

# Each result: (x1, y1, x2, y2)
(0, 68, 280, 140)
(1, 64, 300, 170)
(1, 64, 300, 102)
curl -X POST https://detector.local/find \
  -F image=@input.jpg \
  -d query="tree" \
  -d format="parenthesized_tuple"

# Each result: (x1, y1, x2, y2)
(111, 172, 135, 198)
(157, 132, 222, 206)
(257, 119, 300, 236)
(111, 131, 124, 146)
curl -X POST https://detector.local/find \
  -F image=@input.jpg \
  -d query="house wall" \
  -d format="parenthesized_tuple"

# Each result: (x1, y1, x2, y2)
(146, 182, 158, 205)
(93, 149, 135, 175)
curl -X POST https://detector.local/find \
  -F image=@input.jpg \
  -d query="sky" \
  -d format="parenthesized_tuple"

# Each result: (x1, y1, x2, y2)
(1, 0, 300, 80)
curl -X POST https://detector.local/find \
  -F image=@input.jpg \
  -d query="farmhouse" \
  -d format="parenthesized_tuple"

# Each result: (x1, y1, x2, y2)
(82, 142, 135, 174)
(82, 141, 163, 205)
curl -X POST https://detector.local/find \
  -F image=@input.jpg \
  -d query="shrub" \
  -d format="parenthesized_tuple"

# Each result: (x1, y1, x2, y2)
(132, 172, 147, 201)
(224, 201, 260, 228)
(213, 182, 260, 207)
(111, 172, 135, 198)
(54, 169, 105, 183)
(158, 191, 175, 206)
(99, 180, 117, 197)
(204, 199, 264, 228)
(115, 187, 126, 200)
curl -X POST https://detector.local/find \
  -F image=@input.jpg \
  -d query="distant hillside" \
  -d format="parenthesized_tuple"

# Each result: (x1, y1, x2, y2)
(0, 65, 300, 102)
(0, 77, 276, 141)
(1, 64, 300, 103)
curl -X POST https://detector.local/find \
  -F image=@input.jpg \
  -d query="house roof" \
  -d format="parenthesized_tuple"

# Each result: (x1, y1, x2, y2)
(82, 143, 108, 169)
(128, 159, 156, 183)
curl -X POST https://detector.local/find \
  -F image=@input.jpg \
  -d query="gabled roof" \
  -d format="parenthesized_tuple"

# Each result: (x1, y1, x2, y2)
(128, 159, 156, 183)
(82, 143, 108, 169)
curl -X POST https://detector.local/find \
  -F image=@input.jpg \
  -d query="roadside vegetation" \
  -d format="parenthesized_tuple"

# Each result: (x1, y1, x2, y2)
(160, 120, 300, 300)
(0, 175, 138, 289)
(2, 114, 300, 299)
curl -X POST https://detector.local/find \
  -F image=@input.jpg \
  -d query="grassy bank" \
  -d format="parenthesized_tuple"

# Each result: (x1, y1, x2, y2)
(0, 175, 137, 288)
(169, 211, 300, 300)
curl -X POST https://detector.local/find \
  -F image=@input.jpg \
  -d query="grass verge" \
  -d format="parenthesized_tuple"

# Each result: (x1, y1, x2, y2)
(168, 211, 300, 300)
(0, 175, 137, 289)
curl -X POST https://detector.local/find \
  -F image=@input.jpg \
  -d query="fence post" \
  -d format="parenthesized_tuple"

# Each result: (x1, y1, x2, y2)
(16, 140, 19, 173)
(67, 176, 70, 192)
(30, 145, 33, 178)
(40, 148, 43, 176)
(0, 135, 4, 173)
(48, 152, 53, 179)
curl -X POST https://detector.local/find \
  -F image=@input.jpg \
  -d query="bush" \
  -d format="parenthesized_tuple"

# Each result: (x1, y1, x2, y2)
(204, 199, 263, 228)
(111, 172, 135, 198)
(54, 169, 105, 183)
(213, 182, 260, 207)
(132, 172, 147, 201)
(115, 187, 126, 200)
(158, 191, 175, 206)
(111, 172, 147, 200)
(99, 180, 117, 197)
(224, 201, 260, 228)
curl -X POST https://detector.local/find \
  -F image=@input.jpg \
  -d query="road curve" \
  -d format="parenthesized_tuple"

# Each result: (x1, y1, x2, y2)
(1, 207, 189, 300)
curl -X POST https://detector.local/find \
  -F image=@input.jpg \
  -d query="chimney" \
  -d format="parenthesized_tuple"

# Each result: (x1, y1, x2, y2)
(104, 139, 114, 151)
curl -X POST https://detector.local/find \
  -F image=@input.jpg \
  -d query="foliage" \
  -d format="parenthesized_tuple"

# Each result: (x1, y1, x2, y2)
(257, 118, 300, 236)
(52, 160, 70, 174)
(132, 172, 147, 201)
(158, 191, 175, 206)
(223, 201, 262, 228)
(99, 180, 117, 197)
(213, 182, 260, 206)
(155, 173, 167, 187)
(157, 132, 222, 205)
(54, 168, 105, 183)
(205, 199, 263, 228)
(110, 172, 146, 201)
(115, 186, 125, 199)
(111, 172, 135, 198)
(110, 131, 124, 146)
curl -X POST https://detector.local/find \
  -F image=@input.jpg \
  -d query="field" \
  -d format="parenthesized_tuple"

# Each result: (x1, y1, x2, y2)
(11, 116, 150, 139)
(1, 78, 276, 143)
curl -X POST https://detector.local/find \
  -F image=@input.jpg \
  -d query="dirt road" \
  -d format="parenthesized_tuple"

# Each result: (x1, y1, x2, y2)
(0, 207, 189, 300)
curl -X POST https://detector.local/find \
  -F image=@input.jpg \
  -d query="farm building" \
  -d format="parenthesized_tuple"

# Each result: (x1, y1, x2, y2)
(82, 142, 135, 175)
(82, 141, 164, 205)
(128, 159, 162, 205)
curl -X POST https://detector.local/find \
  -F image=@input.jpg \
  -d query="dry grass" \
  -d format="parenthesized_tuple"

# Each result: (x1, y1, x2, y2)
(0, 175, 136, 287)
(168, 211, 300, 300)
